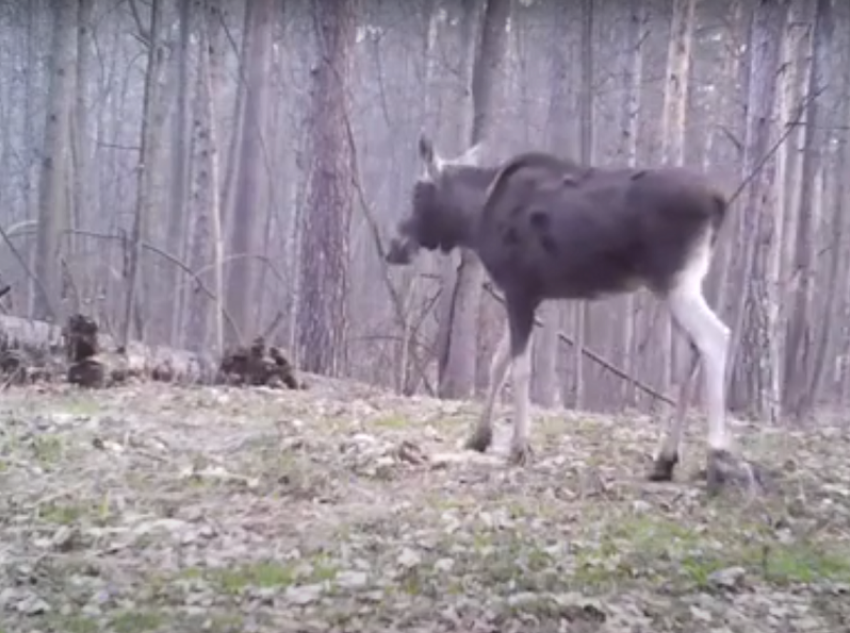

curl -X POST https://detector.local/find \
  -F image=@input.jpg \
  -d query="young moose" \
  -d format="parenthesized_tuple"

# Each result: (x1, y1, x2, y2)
(386, 135, 753, 493)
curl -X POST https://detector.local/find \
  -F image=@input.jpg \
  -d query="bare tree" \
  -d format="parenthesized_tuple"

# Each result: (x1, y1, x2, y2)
(32, 0, 78, 321)
(296, 0, 357, 376)
(167, 0, 194, 346)
(184, 0, 224, 355)
(225, 0, 274, 345)
(438, 0, 511, 399)
(120, 0, 166, 347)
(618, 0, 647, 406)
(784, 0, 833, 417)
(658, 0, 697, 396)
(533, 1, 575, 409)
(571, 0, 595, 409)
(728, 0, 789, 422)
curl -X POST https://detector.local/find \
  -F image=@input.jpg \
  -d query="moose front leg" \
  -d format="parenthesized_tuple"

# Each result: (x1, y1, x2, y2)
(465, 325, 511, 453)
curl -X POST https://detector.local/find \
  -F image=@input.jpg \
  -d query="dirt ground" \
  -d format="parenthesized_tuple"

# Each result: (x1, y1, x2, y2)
(1, 377, 849, 633)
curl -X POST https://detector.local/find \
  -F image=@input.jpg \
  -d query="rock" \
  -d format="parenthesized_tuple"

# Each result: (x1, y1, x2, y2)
(708, 566, 747, 590)
(16, 594, 51, 615)
(434, 558, 455, 573)
(0, 587, 20, 608)
(284, 583, 323, 606)
(397, 547, 422, 569)
(335, 570, 369, 589)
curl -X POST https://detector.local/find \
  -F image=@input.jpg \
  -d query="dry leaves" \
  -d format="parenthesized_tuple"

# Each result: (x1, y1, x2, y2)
(0, 377, 849, 632)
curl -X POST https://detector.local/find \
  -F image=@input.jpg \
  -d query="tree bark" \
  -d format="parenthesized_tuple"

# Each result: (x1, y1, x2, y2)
(33, 0, 78, 322)
(531, 1, 575, 409)
(784, 0, 833, 417)
(225, 0, 274, 346)
(296, 0, 357, 377)
(184, 0, 222, 354)
(728, 0, 789, 422)
(618, 0, 646, 408)
(658, 0, 697, 396)
(121, 0, 165, 348)
(167, 0, 194, 347)
(438, 0, 510, 400)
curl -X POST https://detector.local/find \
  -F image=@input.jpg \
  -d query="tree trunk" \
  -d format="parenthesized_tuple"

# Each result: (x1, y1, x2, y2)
(296, 0, 356, 377)
(438, 0, 510, 400)
(434, 1, 479, 392)
(120, 0, 165, 348)
(728, 0, 789, 422)
(658, 0, 697, 396)
(33, 0, 78, 322)
(784, 0, 833, 417)
(70, 0, 94, 279)
(225, 0, 274, 346)
(531, 1, 575, 409)
(184, 0, 222, 354)
(168, 0, 194, 347)
(618, 0, 646, 408)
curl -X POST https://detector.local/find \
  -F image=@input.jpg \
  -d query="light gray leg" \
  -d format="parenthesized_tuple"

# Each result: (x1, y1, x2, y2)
(465, 324, 511, 453)
(666, 282, 731, 456)
(650, 333, 700, 481)
(508, 334, 534, 465)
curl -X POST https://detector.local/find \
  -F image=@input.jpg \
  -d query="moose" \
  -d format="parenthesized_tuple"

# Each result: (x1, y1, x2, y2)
(385, 135, 758, 495)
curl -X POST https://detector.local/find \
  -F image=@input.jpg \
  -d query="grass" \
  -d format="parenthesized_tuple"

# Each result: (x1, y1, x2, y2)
(109, 609, 164, 633)
(1, 381, 849, 633)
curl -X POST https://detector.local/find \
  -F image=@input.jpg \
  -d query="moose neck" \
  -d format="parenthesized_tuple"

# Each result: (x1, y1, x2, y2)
(443, 164, 502, 251)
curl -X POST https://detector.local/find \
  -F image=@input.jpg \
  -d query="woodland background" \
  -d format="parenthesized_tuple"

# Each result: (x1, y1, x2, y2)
(0, 0, 846, 424)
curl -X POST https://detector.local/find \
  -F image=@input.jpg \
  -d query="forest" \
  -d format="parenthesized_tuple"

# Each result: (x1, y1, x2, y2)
(1, 0, 847, 422)
(1, 1, 850, 632)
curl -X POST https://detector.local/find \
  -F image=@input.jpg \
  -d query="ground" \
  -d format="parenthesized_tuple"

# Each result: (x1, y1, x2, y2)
(1, 377, 849, 633)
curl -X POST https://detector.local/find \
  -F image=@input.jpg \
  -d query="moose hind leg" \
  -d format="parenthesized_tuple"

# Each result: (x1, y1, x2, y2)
(666, 275, 755, 494)
(649, 333, 699, 482)
(465, 324, 511, 453)
(506, 298, 537, 466)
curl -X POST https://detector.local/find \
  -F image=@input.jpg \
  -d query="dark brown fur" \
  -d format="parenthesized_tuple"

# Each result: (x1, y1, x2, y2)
(389, 151, 726, 307)
(385, 139, 747, 488)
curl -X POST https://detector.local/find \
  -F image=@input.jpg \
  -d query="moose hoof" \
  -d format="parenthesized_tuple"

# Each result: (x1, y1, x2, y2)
(706, 449, 767, 497)
(508, 441, 533, 466)
(648, 453, 679, 482)
(464, 427, 493, 453)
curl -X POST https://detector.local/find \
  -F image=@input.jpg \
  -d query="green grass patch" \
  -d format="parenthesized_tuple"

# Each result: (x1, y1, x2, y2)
(110, 609, 164, 633)
(37, 494, 116, 527)
(59, 396, 103, 417)
(48, 614, 99, 633)
(568, 512, 850, 591)
(758, 540, 850, 584)
(38, 501, 87, 525)
(180, 556, 340, 595)
(369, 415, 409, 429)
(31, 434, 64, 464)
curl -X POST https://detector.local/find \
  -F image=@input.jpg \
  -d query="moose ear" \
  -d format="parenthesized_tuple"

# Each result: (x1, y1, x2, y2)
(419, 134, 443, 181)
(418, 134, 434, 163)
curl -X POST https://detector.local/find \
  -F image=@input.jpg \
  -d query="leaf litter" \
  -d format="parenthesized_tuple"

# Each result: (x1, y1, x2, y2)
(0, 377, 849, 632)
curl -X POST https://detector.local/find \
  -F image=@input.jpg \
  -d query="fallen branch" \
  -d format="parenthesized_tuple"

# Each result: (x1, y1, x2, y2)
(483, 283, 674, 406)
